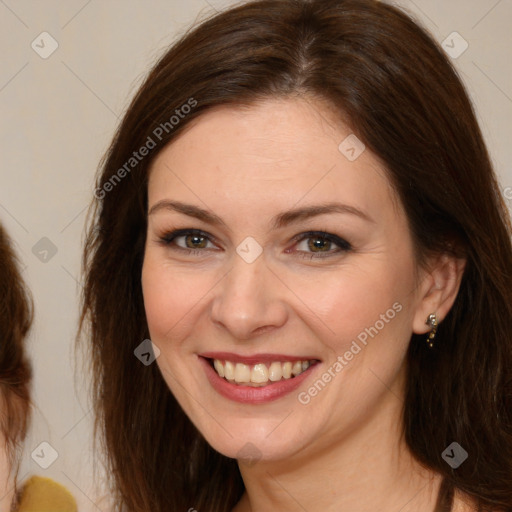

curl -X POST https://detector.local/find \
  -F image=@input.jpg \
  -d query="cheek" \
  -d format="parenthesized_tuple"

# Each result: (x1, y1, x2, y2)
(141, 257, 183, 340)
(307, 269, 405, 335)
(141, 254, 216, 343)
(301, 255, 416, 370)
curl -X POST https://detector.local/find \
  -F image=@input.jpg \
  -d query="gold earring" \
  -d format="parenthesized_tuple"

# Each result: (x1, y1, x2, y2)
(425, 313, 438, 348)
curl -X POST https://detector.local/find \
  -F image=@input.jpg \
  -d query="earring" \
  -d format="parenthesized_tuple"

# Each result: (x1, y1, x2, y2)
(425, 313, 438, 348)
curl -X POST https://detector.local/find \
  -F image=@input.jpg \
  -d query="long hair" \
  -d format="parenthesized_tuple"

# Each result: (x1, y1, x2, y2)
(0, 224, 32, 477)
(79, 1, 512, 510)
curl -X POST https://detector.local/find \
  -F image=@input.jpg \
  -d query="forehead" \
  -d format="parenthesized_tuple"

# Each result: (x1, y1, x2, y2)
(147, 97, 400, 224)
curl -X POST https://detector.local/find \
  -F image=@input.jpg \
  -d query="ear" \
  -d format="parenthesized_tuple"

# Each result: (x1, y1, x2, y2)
(412, 253, 466, 335)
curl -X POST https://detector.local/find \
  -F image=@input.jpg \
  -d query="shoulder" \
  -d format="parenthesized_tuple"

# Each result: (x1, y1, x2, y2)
(15, 476, 77, 512)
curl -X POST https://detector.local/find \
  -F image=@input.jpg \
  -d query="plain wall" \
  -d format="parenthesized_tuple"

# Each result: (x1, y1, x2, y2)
(0, 0, 510, 510)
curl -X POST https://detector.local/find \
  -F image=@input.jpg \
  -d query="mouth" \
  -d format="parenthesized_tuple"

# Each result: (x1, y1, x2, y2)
(199, 352, 321, 404)
(207, 358, 318, 387)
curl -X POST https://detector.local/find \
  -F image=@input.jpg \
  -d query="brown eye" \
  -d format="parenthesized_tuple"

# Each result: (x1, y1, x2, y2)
(292, 231, 352, 259)
(159, 229, 216, 254)
(183, 234, 208, 249)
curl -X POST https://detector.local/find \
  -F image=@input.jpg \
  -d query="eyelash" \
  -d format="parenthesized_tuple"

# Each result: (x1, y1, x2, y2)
(157, 229, 352, 259)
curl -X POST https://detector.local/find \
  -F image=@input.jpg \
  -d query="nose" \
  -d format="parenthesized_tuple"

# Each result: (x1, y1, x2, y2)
(210, 251, 288, 341)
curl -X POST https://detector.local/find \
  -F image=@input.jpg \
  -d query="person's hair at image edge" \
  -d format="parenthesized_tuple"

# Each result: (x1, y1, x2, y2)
(78, 0, 512, 510)
(0, 223, 32, 483)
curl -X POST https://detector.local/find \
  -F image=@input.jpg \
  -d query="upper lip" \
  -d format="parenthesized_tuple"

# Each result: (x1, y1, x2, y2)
(199, 352, 321, 365)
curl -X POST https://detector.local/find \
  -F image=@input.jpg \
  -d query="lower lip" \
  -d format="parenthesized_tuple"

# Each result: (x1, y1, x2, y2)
(199, 356, 319, 404)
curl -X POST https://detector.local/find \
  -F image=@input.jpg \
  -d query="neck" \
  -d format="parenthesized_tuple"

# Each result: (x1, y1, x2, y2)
(233, 386, 443, 512)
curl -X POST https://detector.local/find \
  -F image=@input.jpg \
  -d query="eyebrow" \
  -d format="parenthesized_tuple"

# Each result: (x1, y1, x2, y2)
(148, 200, 374, 229)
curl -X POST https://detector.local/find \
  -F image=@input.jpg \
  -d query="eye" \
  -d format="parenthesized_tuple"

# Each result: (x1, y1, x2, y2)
(289, 231, 352, 259)
(158, 229, 217, 255)
(158, 229, 352, 259)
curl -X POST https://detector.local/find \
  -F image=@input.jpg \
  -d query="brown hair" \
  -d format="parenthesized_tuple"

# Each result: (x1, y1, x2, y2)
(0, 223, 32, 470)
(79, 0, 512, 510)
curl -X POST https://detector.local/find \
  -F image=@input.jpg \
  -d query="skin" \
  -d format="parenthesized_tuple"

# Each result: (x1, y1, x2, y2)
(141, 97, 468, 512)
(0, 438, 14, 512)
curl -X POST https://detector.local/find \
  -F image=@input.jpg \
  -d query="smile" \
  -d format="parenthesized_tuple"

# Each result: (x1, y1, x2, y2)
(211, 359, 315, 387)
(199, 353, 321, 404)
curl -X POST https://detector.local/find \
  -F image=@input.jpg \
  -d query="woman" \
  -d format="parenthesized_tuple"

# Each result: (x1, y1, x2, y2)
(0, 224, 77, 511)
(0, 223, 32, 510)
(80, 0, 512, 511)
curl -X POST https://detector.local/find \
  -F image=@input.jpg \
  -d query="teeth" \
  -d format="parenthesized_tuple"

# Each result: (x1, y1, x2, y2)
(268, 362, 282, 382)
(235, 363, 251, 383)
(213, 359, 225, 378)
(224, 361, 235, 380)
(211, 358, 315, 385)
(251, 363, 268, 383)
(292, 361, 303, 376)
(282, 362, 292, 379)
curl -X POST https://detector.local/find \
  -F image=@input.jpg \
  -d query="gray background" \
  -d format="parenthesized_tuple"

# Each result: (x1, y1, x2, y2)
(0, 0, 510, 510)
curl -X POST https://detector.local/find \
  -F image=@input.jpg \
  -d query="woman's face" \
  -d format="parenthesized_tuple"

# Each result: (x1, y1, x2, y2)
(142, 97, 430, 463)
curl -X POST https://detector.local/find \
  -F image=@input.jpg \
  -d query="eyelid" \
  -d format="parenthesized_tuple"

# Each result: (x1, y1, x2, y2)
(157, 228, 352, 257)
(159, 228, 216, 246)
(290, 231, 352, 252)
